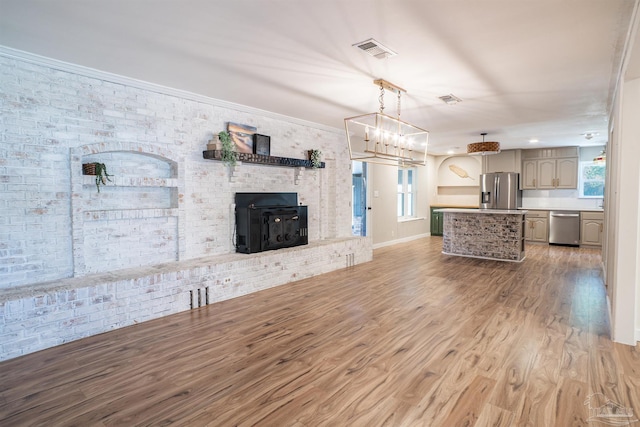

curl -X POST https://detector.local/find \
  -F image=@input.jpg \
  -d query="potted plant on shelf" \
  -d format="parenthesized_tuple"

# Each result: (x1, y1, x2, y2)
(218, 131, 237, 166)
(309, 149, 322, 168)
(82, 162, 113, 193)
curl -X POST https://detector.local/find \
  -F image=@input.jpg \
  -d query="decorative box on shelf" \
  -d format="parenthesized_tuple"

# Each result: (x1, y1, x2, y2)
(203, 150, 325, 168)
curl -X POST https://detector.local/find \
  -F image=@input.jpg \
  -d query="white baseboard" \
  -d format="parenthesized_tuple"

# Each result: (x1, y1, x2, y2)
(372, 233, 430, 249)
(636, 328, 640, 343)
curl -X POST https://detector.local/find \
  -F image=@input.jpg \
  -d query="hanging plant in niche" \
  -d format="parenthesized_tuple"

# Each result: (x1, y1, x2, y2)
(83, 162, 113, 193)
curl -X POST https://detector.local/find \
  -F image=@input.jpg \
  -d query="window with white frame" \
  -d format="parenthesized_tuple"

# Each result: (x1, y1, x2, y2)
(578, 161, 605, 198)
(397, 167, 416, 218)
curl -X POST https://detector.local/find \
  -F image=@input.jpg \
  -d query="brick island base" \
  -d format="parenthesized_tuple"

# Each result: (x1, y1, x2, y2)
(436, 209, 527, 262)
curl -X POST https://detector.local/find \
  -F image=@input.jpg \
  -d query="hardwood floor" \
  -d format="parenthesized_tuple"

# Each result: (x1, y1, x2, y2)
(1, 237, 639, 426)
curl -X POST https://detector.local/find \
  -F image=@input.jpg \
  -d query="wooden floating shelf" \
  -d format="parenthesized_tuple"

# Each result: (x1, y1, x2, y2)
(203, 150, 325, 169)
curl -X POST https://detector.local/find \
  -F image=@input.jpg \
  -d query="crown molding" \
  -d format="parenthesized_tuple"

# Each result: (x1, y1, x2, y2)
(0, 45, 343, 135)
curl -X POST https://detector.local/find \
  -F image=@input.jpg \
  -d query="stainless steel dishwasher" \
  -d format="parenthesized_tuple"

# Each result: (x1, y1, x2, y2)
(549, 211, 580, 246)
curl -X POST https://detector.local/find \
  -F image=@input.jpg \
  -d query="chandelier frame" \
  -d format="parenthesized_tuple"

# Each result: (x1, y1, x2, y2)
(345, 79, 429, 166)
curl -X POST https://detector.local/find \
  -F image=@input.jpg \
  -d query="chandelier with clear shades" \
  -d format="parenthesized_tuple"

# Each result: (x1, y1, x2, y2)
(344, 79, 429, 166)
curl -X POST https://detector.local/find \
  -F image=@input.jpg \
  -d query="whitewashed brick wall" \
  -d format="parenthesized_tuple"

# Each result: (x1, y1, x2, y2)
(69, 141, 185, 276)
(0, 50, 370, 361)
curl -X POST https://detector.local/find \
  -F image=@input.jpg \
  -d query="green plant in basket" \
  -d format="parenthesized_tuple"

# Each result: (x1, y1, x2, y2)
(309, 149, 322, 168)
(93, 162, 112, 193)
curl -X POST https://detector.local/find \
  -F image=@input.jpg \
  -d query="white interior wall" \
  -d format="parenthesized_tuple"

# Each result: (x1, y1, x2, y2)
(369, 161, 430, 247)
(607, 79, 623, 342)
(637, 170, 640, 341)
(606, 4, 640, 343)
(607, 75, 640, 345)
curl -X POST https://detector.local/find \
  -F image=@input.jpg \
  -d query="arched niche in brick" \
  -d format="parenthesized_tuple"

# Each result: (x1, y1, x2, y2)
(70, 142, 185, 276)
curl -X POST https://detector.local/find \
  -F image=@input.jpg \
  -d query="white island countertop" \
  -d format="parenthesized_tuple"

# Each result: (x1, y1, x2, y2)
(434, 208, 527, 215)
(519, 207, 603, 212)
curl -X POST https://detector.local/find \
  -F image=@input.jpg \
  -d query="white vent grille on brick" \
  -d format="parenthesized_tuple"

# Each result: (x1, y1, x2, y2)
(353, 38, 397, 59)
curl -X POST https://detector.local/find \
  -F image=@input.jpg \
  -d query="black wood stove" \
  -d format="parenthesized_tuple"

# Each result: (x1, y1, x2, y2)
(235, 192, 308, 254)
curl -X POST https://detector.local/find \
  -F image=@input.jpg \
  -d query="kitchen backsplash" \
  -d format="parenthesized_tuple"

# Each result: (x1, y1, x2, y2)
(522, 189, 603, 209)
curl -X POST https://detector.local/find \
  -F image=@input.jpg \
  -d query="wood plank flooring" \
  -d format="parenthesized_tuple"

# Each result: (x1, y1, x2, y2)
(1, 237, 639, 426)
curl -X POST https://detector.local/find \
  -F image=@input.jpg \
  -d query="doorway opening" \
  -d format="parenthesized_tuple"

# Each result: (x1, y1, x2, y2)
(352, 161, 367, 236)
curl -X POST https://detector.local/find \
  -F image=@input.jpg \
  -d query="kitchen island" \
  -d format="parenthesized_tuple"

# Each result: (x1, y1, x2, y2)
(435, 208, 527, 262)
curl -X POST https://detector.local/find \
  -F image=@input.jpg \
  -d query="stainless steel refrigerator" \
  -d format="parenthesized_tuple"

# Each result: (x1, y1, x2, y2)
(479, 172, 522, 210)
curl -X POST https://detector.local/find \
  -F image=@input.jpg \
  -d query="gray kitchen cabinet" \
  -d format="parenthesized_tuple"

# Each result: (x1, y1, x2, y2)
(522, 160, 537, 189)
(482, 149, 521, 174)
(537, 158, 577, 189)
(537, 159, 557, 189)
(521, 147, 578, 190)
(556, 158, 578, 188)
(581, 211, 604, 246)
(525, 210, 549, 242)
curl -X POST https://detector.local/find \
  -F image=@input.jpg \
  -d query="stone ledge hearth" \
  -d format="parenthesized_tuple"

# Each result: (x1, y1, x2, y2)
(0, 237, 372, 361)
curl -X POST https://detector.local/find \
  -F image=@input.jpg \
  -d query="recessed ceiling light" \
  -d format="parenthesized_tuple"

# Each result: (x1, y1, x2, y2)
(529, 138, 538, 143)
(447, 150, 455, 155)
(582, 132, 599, 140)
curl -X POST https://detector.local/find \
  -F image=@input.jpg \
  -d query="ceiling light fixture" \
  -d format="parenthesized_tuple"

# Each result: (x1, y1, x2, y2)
(467, 133, 500, 155)
(344, 79, 429, 166)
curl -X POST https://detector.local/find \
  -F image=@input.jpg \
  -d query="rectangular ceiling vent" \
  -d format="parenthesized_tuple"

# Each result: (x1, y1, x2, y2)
(438, 94, 462, 105)
(353, 38, 397, 59)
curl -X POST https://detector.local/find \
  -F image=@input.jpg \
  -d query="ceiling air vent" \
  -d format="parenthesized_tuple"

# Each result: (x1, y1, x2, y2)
(438, 94, 462, 105)
(353, 38, 397, 59)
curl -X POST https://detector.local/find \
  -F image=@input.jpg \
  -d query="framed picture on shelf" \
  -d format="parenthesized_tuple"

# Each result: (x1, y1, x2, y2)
(253, 134, 271, 156)
(228, 122, 257, 154)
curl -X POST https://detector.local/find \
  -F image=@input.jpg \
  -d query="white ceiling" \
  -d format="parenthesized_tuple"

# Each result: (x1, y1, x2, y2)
(0, 0, 636, 155)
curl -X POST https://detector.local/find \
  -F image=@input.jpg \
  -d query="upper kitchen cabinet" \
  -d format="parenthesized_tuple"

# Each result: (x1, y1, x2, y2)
(482, 150, 521, 174)
(521, 147, 578, 190)
(536, 157, 578, 189)
(522, 159, 537, 188)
